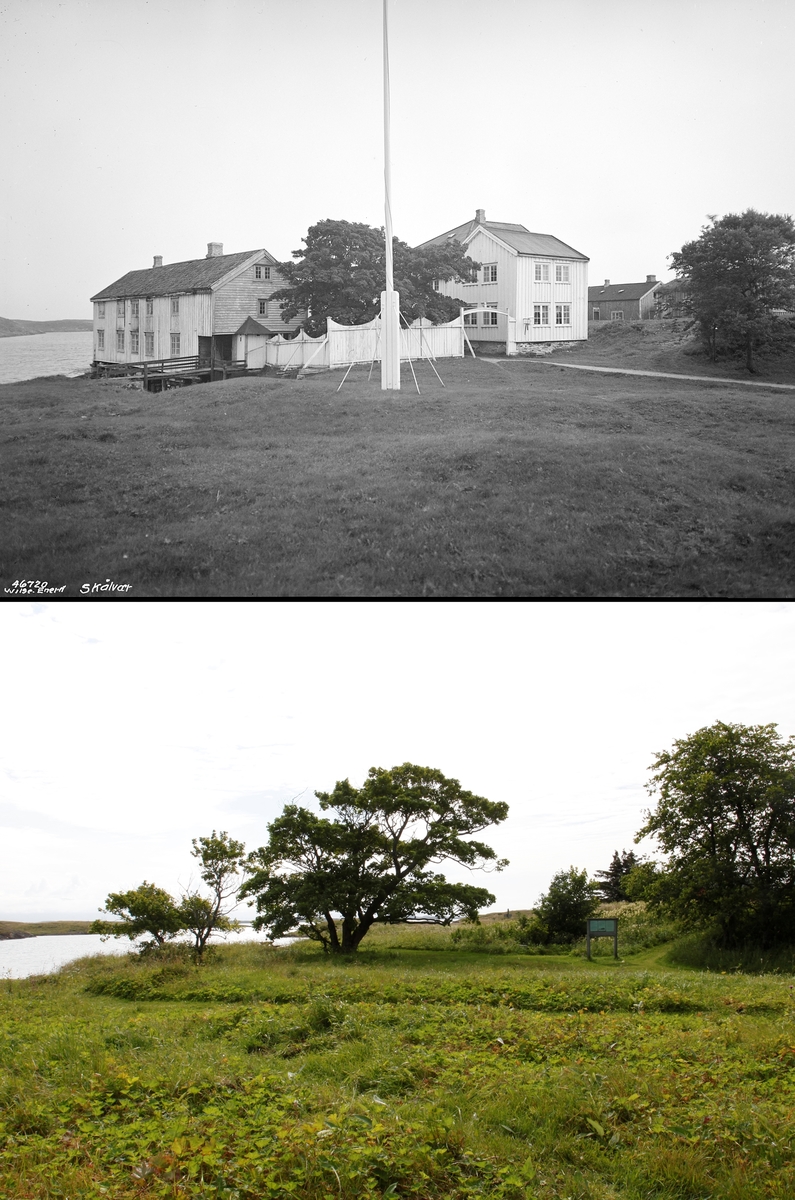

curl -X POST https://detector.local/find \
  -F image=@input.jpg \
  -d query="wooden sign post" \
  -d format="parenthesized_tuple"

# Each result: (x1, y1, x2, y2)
(586, 917, 618, 960)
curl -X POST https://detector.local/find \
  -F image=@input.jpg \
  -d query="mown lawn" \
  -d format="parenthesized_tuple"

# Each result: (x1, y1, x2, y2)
(1, 357, 794, 596)
(2, 942, 795, 1199)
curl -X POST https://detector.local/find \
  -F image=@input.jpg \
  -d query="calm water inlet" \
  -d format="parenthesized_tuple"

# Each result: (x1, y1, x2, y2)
(0, 928, 289, 979)
(0, 331, 93, 384)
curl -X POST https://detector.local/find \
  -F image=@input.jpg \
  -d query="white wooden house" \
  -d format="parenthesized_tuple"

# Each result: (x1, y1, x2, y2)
(90, 242, 302, 365)
(416, 210, 588, 350)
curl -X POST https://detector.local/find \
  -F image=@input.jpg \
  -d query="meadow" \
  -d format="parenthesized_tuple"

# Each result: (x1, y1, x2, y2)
(2, 341, 794, 597)
(2, 931, 795, 1200)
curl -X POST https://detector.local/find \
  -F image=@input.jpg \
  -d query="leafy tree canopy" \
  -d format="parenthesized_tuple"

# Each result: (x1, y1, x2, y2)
(670, 209, 795, 371)
(91, 832, 247, 958)
(594, 849, 640, 902)
(637, 721, 795, 945)
(271, 219, 480, 336)
(239, 763, 509, 953)
(179, 830, 246, 958)
(89, 881, 184, 948)
(535, 867, 600, 944)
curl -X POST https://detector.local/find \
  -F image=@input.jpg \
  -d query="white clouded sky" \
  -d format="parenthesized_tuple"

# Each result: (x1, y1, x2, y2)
(1, 0, 793, 319)
(1, 600, 793, 920)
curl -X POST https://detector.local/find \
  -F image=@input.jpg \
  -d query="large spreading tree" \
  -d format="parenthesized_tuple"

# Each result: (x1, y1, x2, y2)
(670, 209, 795, 371)
(270, 219, 479, 336)
(239, 763, 508, 954)
(636, 721, 795, 945)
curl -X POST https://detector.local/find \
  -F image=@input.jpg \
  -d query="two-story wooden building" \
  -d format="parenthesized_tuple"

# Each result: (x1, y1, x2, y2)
(416, 209, 589, 349)
(90, 243, 301, 365)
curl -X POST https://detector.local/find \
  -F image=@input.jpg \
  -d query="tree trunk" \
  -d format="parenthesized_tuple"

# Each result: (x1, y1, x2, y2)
(745, 335, 755, 373)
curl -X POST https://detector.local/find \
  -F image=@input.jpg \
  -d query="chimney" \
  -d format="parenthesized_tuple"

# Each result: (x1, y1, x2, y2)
(604, 279, 610, 286)
(206, 242, 224, 258)
(153, 255, 163, 268)
(475, 208, 485, 224)
(646, 274, 657, 283)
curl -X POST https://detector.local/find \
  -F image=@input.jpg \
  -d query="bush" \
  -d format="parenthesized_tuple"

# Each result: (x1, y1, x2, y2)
(666, 931, 795, 974)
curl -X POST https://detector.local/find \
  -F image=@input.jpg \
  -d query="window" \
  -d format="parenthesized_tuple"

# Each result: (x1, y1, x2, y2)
(610, 310, 624, 321)
(171, 297, 179, 315)
(145, 331, 154, 357)
(483, 304, 498, 326)
(254, 265, 271, 281)
(116, 299, 125, 318)
(555, 264, 570, 283)
(258, 299, 269, 317)
(463, 310, 478, 326)
(97, 302, 105, 319)
(130, 331, 139, 356)
(97, 329, 105, 350)
(533, 304, 550, 326)
(170, 333, 180, 356)
(534, 263, 550, 282)
(130, 299, 139, 318)
(146, 297, 153, 316)
(555, 304, 571, 326)
(432, 279, 439, 291)
(592, 307, 600, 320)
(116, 329, 125, 352)
(483, 263, 497, 283)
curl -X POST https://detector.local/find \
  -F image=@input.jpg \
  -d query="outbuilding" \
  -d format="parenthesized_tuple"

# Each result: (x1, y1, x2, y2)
(589, 276, 660, 322)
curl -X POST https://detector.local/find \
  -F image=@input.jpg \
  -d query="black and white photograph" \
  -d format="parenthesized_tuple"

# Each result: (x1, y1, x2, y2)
(1, 0, 794, 597)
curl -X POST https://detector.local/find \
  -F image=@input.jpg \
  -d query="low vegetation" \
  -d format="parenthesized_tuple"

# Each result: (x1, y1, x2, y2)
(0, 921, 92, 939)
(2, 345, 794, 597)
(2, 938, 795, 1200)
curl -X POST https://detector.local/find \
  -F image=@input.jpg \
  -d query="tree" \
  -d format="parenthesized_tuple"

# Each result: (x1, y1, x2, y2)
(180, 830, 247, 958)
(270, 219, 480, 336)
(89, 881, 184, 948)
(637, 721, 795, 945)
(239, 763, 509, 954)
(594, 849, 640, 902)
(670, 210, 795, 371)
(535, 867, 600, 943)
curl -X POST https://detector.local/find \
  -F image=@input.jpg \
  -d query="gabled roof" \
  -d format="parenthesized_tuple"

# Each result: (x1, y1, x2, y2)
(417, 218, 588, 261)
(90, 249, 274, 301)
(588, 281, 660, 302)
(234, 317, 274, 337)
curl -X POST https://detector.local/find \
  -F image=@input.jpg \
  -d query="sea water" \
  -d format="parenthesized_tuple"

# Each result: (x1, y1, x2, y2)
(0, 928, 296, 979)
(0, 331, 93, 385)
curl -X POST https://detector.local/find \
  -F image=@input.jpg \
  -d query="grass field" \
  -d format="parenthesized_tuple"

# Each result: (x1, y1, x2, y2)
(3, 938, 794, 1200)
(2, 334, 794, 597)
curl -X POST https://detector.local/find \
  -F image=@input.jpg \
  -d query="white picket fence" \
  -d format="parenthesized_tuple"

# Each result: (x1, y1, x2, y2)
(243, 314, 465, 373)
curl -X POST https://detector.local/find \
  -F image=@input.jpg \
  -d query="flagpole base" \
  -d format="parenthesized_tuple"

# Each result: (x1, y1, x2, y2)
(380, 289, 401, 390)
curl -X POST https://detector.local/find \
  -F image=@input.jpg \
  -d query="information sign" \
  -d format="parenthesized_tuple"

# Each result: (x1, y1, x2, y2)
(586, 917, 618, 959)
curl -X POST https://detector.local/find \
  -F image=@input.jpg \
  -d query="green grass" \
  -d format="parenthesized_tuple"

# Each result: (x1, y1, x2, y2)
(0, 921, 92, 939)
(2, 942, 795, 1199)
(2, 349, 794, 596)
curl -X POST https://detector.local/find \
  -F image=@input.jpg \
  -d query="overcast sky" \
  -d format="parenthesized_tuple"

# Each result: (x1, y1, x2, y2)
(1, 600, 793, 922)
(1, 0, 793, 320)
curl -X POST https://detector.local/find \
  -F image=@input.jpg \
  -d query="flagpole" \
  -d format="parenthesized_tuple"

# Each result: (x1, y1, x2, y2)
(381, 0, 400, 390)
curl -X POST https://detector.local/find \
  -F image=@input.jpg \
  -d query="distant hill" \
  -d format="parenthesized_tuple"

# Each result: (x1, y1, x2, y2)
(0, 317, 93, 338)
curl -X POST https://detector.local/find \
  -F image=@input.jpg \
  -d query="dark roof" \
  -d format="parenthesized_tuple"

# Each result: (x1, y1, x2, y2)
(417, 218, 588, 261)
(234, 317, 274, 337)
(588, 281, 660, 302)
(655, 278, 690, 294)
(90, 249, 272, 301)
